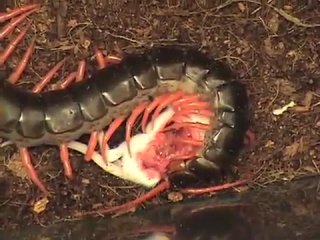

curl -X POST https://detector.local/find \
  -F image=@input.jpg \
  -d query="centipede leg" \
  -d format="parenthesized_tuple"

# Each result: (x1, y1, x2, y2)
(59, 144, 73, 179)
(180, 179, 249, 195)
(126, 103, 148, 157)
(82, 50, 105, 161)
(0, 4, 39, 23)
(101, 117, 125, 161)
(0, 23, 31, 66)
(19, 147, 49, 195)
(76, 180, 170, 217)
(8, 38, 35, 84)
(141, 95, 169, 133)
(151, 91, 185, 123)
(0, 7, 38, 41)
(32, 58, 66, 93)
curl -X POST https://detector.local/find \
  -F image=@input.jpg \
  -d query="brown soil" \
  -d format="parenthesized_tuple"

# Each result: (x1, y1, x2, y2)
(0, 0, 319, 231)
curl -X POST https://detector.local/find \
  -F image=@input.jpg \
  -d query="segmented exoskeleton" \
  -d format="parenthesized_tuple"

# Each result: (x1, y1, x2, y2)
(0, 4, 252, 215)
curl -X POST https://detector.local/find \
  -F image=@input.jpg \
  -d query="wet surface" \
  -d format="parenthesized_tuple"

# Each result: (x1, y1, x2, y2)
(1, 176, 320, 239)
(0, 0, 320, 230)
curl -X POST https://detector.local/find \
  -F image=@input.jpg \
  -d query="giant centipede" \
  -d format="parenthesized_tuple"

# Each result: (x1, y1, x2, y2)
(0, 4, 253, 216)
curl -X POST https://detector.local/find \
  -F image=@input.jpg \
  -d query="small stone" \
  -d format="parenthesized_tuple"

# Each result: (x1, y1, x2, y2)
(167, 191, 183, 202)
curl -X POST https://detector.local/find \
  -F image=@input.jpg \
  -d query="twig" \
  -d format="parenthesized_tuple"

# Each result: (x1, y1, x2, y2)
(269, 5, 320, 28)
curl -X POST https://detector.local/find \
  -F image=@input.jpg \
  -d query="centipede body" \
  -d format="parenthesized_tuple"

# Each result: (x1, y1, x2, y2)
(0, 45, 250, 187)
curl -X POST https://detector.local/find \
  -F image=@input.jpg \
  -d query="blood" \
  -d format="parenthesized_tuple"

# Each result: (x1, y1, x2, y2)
(137, 126, 205, 179)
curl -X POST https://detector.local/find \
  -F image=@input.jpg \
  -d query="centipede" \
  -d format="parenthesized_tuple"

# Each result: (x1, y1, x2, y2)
(0, 4, 254, 216)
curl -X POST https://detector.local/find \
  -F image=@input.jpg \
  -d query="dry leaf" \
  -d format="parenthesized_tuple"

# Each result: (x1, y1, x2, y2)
(33, 197, 49, 214)
(293, 91, 313, 112)
(238, 3, 246, 12)
(284, 137, 306, 158)
(267, 12, 280, 34)
(67, 19, 78, 28)
(279, 79, 297, 96)
(271, 7, 320, 28)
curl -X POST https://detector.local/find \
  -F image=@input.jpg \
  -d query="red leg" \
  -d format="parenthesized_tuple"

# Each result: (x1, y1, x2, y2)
(151, 91, 184, 123)
(75, 60, 86, 82)
(95, 48, 107, 69)
(126, 103, 148, 157)
(141, 94, 168, 133)
(19, 147, 49, 195)
(105, 55, 122, 65)
(0, 23, 31, 66)
(32, 58, 66, 93)
(171, 95, 200, 107)
(59, 144, 73, 179)
(101, 117, 125, 161)
(180, 179, 249, 195)
(244, 129, 255, 147)
(0, 8, 38, 41)
(54, 71, 77, 90)
(0, 4, 39, 23)
(8, 39, 35, 84)
(84, 131, 99, 161)
(75, 180, 170, 217)
(162, 122, 210, 132)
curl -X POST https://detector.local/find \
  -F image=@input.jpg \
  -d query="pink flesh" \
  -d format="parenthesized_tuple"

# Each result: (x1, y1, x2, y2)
(136, 126, 206, 179)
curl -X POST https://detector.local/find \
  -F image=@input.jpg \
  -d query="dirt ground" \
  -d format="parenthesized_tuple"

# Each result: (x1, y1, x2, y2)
(0, 0, 319, 231)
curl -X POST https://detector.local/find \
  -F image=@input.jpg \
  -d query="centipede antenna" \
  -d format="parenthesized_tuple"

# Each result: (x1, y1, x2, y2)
(59, 144, 73, 179)
(19, 147, 49, 195)
(32, 58, 66, 93)
(8, 38, 35, 84)
(0, 23, 31, 66)
(0, 8, 37, 41)
(125, 103, 149, 157)
(0, 4, 40, 23)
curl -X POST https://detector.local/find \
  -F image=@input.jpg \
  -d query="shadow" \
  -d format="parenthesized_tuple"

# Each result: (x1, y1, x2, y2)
(1, 176, 320, 239)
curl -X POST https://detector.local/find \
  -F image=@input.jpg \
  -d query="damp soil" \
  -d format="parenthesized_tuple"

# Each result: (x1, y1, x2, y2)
(0, 0, 319, 231)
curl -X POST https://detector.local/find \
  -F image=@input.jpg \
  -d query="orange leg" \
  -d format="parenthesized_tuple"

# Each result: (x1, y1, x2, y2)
(101, 117, 126, 161)
(54, 71, 77, 90)
(76, 180, 170, 217)
(32, 58, 66, 93)
(0, 23, 31, 66)
(59, 144, 73, 179)
(19, 147, 49, 195)
(1, 6, 47, 194)
(0, 3, 39, 23)
(162, 122, 210, 132)
(141, 94, 168, 133)
(151, 91, 185, 123)
(0, 8, 38, 41)
(180, 179, 249, 195)
(84, 49, 107, 161)
(8, 39, 35, 84)
(75, 60, 86, 82)
(125, 103, 148, 157)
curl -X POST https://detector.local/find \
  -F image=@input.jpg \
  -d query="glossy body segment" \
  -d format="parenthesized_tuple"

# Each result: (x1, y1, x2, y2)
(0, 46, 250, 186)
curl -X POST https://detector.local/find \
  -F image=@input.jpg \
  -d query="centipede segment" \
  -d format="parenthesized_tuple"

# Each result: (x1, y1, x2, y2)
(0, 4, 254, 215)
